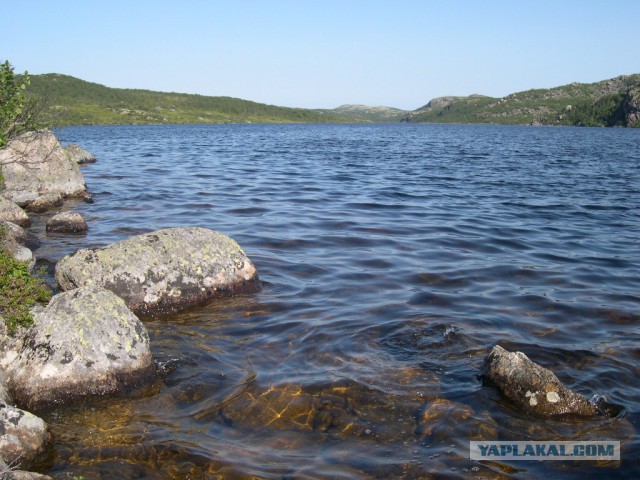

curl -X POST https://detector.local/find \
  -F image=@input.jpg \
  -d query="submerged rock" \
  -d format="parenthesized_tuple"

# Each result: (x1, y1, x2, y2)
(6, 470, 53, 480)
(5, 286, 155, 411)
(483, 345, 597, 417)
(46, 211, 87, 233)
(0, 130, 86, 206)
(0, 196, 29, 227)
(55, 227, 261, 316)
(64, 143, 96, 164)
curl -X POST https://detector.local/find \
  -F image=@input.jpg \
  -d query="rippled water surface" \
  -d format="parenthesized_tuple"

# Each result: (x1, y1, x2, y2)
(35, 124, 639, 478)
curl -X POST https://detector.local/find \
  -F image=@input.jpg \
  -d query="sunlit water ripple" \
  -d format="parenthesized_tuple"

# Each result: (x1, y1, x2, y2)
(29, 123, 639, 479)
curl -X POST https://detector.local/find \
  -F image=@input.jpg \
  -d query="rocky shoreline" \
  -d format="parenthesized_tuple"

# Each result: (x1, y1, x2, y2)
(0, 130, 261, 477)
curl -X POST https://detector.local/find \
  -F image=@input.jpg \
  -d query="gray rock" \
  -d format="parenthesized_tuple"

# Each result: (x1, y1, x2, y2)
(24, 193, 62, 214)
(0, 372, 10, 406)
(0, 220, 40, 250)
(0, 197, 29, 228)
(10, 471, 53, 480)
(45, 212, 87, 233)
(0, 318, 33, 377)
(0, 403, 52, 471)
(5, 286, 155, 411)
(0, 221, 35, 269)
(0, 130, 86, 205)
(9, 471, 53, 480)
(55, 227, 261, 316)
(483, 345, 597, 417)
(64, 143, 96, 164)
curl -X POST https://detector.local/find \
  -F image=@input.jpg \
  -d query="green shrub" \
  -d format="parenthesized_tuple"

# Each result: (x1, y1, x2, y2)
(0, 60, 46, 148)
(0, 229, 51, 333)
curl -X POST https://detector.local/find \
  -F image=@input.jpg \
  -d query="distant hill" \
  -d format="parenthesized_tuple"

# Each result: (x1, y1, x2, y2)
(323, 104, 408, 122)
(23, 72, 640, 127)
(405, 74, 640, 127)
(25, 74, 353, 126)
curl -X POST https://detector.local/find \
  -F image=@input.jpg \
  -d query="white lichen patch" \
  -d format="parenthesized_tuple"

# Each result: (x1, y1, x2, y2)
(525, 390, 539, 406)
(546, 391, 560, 403)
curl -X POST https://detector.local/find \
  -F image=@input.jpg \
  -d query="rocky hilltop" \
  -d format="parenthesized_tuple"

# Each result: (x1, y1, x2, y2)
(405, 74, 640, 127)
(329, 104, 408, 122)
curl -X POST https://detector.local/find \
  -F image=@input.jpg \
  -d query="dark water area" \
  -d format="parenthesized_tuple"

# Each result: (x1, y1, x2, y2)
(32, 124, 638, 478)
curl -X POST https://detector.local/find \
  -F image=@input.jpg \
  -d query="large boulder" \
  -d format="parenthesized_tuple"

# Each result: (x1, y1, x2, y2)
(0, 197, 29, 227)
(55, 227, 261, 316)
(5, 286, 155, 411)
(64, 143, 96, 164)
(482, 345, 597, 417)
(0, 130, 86, 206)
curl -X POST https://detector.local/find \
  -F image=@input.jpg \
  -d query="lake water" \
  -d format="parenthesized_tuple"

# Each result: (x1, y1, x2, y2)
(33, 124, 639, 478)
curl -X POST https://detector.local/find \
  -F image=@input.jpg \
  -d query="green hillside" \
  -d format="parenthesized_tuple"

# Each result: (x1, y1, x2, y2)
(25, 74, 351, 126)
(404, 74, 640, 127)
(320, 104, 408, 122)
(21, 72, 640, 127)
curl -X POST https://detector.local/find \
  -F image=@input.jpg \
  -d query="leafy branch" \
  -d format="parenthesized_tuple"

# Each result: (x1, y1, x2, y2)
(0, 60, 47, 148)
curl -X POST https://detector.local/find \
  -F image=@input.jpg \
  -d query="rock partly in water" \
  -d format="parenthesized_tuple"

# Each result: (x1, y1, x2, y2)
(23, 193, 63, 214)
(55, 227, 261, 316)
(483, 345, 598, 417)
(0, 197, 29, 228)
(45, 212, 87, 233)
(0, 403, 52, 471)
(5, 286, 155, 411)
(0, 130, 86, 207)
(64, 143, 96, 165)
(0, 220, 40, 251)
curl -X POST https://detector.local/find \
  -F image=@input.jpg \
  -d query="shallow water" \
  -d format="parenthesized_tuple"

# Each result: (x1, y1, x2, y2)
(31, 124, 639, 478)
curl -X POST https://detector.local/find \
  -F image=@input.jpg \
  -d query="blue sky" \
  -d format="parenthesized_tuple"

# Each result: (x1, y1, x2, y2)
(2, 1, 639, 110)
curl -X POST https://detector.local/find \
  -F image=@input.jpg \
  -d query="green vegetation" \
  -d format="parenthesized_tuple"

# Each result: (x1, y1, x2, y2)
(0, 228, 51, 333)
(404, 74, 640, 127)
(320, 104, 409, 122)
(0, 61, 46, 147)
(15, 70, 640, 128)
(26, 74, 353, 126)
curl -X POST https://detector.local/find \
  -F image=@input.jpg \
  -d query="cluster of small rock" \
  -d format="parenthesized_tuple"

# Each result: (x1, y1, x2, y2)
(0, 130, 261, 475)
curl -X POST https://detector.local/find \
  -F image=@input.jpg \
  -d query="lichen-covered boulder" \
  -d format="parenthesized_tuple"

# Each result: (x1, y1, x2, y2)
(5, 286, 155, 411)
(64, 143, 96, 164)
(46, 211, 87, 233)
(0, 196, 29, 227)
(482, 345, 597, 417)
(0, 130, 86, 206)
(0, 403, 52, 471)
(55, 227, 261, 316)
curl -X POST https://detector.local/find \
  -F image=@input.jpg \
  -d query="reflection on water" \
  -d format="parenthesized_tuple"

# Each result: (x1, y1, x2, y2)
(31, 124, 640, 478)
